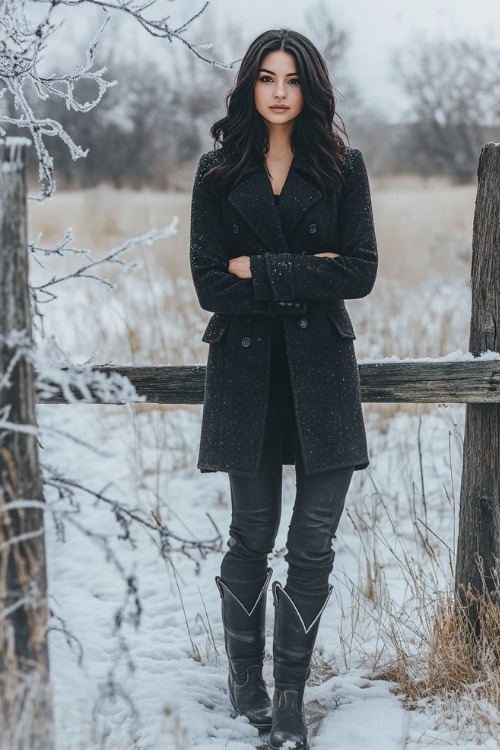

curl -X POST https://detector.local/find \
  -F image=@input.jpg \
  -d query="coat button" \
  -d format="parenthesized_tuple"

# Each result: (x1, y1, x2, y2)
(241, 337, 251, 347)
(298, 319, 308, 329)
(232, 224, 239, 234)
(308, 224, 317, 234)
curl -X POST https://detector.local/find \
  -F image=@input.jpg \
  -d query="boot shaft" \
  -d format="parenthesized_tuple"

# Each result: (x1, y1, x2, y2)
(270, 583, 331, 750)
(272, 581, 332, 687)
(216, 568, 273, 730)
(216, 567, 272, 666)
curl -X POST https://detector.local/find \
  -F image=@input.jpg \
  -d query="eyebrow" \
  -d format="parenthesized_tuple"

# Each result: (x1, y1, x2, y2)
(259, 67, 299, 76)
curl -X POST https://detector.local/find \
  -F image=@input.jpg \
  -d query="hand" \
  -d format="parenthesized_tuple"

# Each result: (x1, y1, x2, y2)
(314, 252, 340, 258)
(228, 256, 252, 278)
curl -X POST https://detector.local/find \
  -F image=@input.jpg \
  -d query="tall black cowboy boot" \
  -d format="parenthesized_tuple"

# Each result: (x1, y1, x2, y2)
(270, 581, 333, 750)
(215, 568, 273, 730)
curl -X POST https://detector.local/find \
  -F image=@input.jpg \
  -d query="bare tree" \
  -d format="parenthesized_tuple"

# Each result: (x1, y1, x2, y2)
(10, 10, 239, 190)
(0, 0, 225, 199)
(304, 2, 349, 76)
(394, 38, 500, 182)
(0, 2, 225, 748)
(304, 1, 360, 116)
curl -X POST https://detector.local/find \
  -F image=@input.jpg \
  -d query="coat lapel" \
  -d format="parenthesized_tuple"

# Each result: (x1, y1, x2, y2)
(228, 166, 288, 254)
(278, 164, 323, 237)
(227, 157, 323, 252)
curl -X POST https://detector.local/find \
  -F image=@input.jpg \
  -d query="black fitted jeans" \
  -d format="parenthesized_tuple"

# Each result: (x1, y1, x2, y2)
(220, 337, 353, 626)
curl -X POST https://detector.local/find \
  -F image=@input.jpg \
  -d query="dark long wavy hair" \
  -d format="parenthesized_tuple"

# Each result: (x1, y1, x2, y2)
(205, 29, 347, 194)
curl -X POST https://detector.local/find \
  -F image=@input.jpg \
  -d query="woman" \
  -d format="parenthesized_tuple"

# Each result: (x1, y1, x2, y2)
(190, 29, 377, 750)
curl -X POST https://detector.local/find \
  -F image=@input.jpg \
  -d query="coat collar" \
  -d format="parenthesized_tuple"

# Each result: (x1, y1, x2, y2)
(228, 156, 322, 253)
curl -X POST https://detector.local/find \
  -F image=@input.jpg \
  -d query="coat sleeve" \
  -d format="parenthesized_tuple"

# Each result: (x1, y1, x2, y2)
(190, 152, 269, 316)
(249, 149, 378, 303)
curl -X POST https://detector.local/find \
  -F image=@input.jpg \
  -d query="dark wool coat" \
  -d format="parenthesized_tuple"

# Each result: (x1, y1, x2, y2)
(190, 147, 378, 477)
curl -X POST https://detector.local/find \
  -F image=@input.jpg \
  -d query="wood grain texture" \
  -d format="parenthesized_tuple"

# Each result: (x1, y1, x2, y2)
(0, 140, 53, 748)
(455, 143, 500, 613)
(36, 360, 500, 405)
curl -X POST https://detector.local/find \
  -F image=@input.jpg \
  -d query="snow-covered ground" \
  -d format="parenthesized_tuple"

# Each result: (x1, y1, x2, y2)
(30, 183, 500, 748)
(40, 392, 499, 750)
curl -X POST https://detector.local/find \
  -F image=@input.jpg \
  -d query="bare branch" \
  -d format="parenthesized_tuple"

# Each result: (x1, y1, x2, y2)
(31, 219, 177, 297)
(31, 0, 229, 65)
(1, 0, 224, 198)
(394, 38, 500, 182)
(0, 527, 45, 553)
(43, 472, 223, 561)
(0, 3, 224, 738)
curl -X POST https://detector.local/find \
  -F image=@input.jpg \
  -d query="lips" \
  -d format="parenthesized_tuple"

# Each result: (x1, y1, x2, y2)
(270, 106, 289, 112)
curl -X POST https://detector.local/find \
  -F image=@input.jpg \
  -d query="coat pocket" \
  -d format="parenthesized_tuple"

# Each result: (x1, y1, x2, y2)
(327, 309, 356, 339)
(202, 314, 231, 344)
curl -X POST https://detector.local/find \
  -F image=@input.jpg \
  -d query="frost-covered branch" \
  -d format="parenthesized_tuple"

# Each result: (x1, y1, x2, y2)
(0, 329, 145, 423)
(0, 2, 116, 198)
(43, 471, 223, 562)
(34, 0, 218, 60)
(0, 4, 222, 733)
(30, 219, 178, 298)
(0, 527, 45, 553)
(0, 0, 219, 199)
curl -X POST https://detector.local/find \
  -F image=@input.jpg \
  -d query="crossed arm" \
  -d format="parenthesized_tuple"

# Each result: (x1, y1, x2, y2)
(190, 149, 377, 314)
(228, 252, 339, 279)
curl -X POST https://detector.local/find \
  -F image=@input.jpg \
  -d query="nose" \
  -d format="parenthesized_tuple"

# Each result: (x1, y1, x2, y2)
(274, 80, 286, 99)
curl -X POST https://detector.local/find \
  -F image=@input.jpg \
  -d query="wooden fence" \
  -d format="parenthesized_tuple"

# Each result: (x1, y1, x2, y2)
(0, 139, 52, 750)
(38, 358, 500, 405)
(1, 137, 500, 748)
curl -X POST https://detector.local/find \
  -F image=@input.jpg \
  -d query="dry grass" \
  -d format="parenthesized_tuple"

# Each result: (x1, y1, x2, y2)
(29, 175, 475, 285)
(28, 186, 208, 366)
(371, 174, 475, 282)
(29, 186, 192, 280)
(339, 407, 500, 743)
(28, 176, 475, 367)
(34, 177, 495, 742)
(377, 576, 500, 739)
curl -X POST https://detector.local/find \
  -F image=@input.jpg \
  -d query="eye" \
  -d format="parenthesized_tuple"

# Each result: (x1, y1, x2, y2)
(258, 75, 273, 83)
(288, 78, 301, 86)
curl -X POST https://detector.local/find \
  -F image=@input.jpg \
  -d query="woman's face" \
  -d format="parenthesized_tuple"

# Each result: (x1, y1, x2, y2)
(254, 50, 304, 129)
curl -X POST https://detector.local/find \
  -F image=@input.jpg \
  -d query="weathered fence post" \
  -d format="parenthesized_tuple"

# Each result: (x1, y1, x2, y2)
(0, 139, 53, 749)
(455, 142, 500, 625)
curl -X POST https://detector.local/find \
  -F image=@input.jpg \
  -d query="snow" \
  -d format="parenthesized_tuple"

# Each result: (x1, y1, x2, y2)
(358, 349, 500, 364)
(37, 392, 494, 750)
(1, 136, 32, 172)
(312, 674, 407, 750)
(30, 205, 499, 748)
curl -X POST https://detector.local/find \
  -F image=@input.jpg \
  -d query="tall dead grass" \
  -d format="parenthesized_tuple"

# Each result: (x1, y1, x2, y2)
(375, 569, 500, 745)
(386, 583, 500, 702)
(28, 178, 474, 367)
(36, 178, 498, 740)
(370, 176, 474, 281)
(343, 411, 500, 742)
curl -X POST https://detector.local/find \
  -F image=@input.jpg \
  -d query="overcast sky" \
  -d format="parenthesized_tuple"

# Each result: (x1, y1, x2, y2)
(58, 0, 500, 120)
(180, 0, 500, 116)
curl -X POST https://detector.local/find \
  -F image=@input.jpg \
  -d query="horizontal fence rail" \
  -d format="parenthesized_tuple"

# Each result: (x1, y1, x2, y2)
(36, 358, 500, 405)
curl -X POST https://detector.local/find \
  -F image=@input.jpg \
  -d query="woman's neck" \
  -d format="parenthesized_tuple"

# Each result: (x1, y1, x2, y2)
(264, 126, 295, 195)
(266, 125, 294, 158)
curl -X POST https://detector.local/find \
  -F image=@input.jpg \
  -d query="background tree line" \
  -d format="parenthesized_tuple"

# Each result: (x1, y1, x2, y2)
(6, 3, 499, 190)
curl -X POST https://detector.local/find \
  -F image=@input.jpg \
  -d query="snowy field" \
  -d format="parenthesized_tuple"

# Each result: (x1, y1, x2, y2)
(40, 401, 476, 750)
(30, 180, 500, 749)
